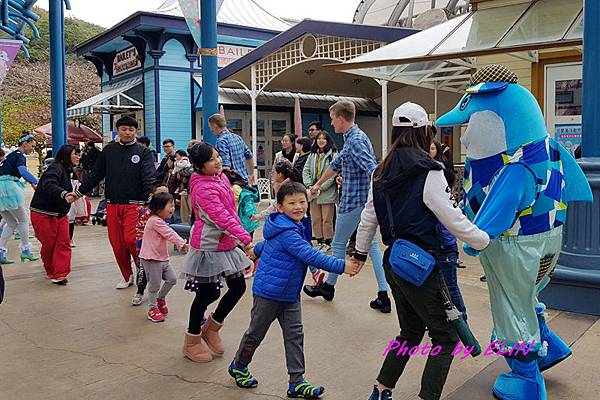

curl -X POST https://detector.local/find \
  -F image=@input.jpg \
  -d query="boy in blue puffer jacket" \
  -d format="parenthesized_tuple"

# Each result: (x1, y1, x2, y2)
(229, 182, 359, 399)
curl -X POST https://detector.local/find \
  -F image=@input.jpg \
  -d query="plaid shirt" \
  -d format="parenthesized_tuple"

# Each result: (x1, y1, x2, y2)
(330, 124, 378, 213)
(215, 129, 253, 181)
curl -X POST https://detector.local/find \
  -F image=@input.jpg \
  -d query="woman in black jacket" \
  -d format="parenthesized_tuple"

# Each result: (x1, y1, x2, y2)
(353, 102, 490, 400)
(30, 144, 81, 285)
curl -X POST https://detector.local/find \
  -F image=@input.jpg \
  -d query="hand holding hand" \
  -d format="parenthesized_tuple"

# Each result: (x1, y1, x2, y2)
(248, 174, 256, 186)
(336, 176, 343, 186)
(31, 184, 37, 191)
(65, 192, 79, 203)
(351, 257, 365, 274)
(250, 214, 262, 221)
(245, 244, 257, 261)
(181, 243, 190, 254)
(310, 184, 320, 196)
(344, 258, 361, 277)
(462, 242, 480, 257)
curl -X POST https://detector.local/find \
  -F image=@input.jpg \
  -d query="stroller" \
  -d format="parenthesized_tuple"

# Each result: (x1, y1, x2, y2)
(91, 199, 108, 226)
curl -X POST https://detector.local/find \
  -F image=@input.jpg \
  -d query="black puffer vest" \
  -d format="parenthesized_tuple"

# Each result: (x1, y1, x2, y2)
(372, 147, 443, 253)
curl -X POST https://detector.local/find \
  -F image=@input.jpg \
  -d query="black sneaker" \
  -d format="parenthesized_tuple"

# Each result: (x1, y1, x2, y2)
(370, 291, 391, 313)
(303, 282, 335, 301)
(480, 275, 487, 282)
(369, 385, 393, 399)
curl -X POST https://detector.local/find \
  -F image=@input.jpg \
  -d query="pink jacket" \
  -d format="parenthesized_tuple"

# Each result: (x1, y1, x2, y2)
(139, 215, 187, 261)
(189, 172, 251, 251)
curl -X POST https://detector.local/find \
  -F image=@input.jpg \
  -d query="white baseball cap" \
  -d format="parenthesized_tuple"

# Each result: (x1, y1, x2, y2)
(392, 102, 432, 128)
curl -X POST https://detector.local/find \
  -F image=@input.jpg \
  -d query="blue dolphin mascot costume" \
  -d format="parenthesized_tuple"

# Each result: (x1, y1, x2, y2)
(437, 65, 592, 400)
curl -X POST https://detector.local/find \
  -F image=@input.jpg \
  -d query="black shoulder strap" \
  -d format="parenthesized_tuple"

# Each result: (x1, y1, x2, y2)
(383, 192, 396, 240)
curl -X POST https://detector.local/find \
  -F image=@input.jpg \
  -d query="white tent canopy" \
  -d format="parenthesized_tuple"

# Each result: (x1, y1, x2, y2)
(333, 0, 583, 91)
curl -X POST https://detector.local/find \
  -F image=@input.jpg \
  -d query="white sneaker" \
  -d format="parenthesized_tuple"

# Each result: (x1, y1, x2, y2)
(69, 240, 77, 248)
(116, 276, 133, 289)
(131, 293, 144, 306)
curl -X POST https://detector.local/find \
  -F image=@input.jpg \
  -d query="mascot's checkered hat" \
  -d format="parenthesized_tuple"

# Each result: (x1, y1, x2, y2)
(470, 64, 518, 86)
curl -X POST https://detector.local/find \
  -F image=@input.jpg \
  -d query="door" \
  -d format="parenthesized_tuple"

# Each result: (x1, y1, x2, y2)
(545, 63, 582, 155)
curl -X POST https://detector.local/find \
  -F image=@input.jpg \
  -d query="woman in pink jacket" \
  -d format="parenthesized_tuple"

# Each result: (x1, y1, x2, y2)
(181, 143, 253, 363)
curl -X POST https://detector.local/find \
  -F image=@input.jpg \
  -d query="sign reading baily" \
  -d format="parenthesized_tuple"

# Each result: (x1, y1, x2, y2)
(113, 47, 141, 76)
(217, 44, 253, 68)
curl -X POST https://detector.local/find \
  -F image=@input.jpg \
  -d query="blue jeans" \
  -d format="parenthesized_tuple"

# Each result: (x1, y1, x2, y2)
(325, 206, 388, 292)
(437, 248, 467, 317)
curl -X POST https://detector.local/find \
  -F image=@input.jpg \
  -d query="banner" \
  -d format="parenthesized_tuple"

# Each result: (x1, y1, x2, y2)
(0, 39, 22, 88)
(178, 0, 225, 47)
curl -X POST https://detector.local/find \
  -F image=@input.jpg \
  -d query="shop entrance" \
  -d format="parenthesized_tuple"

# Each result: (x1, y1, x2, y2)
(221, 111, 290, 177)
(545, 63, 582, 155)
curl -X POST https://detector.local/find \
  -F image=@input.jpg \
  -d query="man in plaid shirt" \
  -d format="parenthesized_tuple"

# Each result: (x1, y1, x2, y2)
(209, 114, 255, 184)
(304, 101, 390, 311)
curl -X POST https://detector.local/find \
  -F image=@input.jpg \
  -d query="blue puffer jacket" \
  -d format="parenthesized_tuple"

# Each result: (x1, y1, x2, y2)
(253, 213, 345, 303)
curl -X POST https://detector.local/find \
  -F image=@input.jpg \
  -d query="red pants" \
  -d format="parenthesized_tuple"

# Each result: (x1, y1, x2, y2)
(107, 204, 139, 281)
(31, 211, 71, 280)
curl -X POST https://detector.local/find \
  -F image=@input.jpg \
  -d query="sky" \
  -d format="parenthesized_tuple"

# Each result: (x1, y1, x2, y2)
(35, 0, 360, 28)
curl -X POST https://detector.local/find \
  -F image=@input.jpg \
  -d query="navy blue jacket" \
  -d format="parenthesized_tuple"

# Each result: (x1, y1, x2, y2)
(253, 213, 345, 303)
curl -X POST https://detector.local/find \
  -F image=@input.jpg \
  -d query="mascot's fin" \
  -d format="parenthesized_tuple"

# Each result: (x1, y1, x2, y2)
(555, 141, 593, 203)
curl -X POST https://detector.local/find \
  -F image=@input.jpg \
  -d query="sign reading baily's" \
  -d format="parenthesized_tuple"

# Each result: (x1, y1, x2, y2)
(113, 47, 141, 76)
(217, 44, 252, 68)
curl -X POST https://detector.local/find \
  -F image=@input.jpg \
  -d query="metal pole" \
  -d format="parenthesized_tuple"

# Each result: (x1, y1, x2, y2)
(251, 64, 258, 177)
(434, 84, 439, 123)
(381, 80, 388, 157)
(200, 0, 218, 145)
(49, 0, 67, 152)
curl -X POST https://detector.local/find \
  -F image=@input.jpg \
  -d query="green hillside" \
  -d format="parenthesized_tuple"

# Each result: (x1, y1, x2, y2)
(1, 7, 106, 146)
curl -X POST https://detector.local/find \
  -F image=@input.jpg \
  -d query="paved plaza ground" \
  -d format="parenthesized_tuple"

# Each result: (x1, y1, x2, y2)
(1, 193, 599, 400)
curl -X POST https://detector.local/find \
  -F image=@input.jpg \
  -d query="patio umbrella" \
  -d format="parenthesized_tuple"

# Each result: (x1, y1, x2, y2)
(34, 121, 103, 145)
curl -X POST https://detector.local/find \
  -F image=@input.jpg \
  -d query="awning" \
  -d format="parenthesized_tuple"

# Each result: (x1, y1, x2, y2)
(329, 0, 583, 90)
(67, 76, 143, 117)
(194, 76, 380, 112)
(216, 87, 380, 113)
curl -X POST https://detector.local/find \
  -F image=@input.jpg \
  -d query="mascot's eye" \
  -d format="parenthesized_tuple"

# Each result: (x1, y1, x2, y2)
(460, 94, 471, 111)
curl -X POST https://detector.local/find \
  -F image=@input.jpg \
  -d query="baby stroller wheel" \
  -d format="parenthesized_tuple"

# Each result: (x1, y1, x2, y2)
(101, 219, 107, 227)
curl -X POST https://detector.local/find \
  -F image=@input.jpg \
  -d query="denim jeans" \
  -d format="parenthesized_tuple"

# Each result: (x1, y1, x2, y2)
(436, 247, 467, 318)
(325, 206, 388, 292)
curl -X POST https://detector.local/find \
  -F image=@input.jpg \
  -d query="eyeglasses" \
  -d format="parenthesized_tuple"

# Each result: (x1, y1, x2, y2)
(308, 128, 318, 131)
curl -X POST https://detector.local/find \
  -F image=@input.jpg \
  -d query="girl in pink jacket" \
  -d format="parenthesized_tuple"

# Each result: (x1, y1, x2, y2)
(181, 143, 253, 363)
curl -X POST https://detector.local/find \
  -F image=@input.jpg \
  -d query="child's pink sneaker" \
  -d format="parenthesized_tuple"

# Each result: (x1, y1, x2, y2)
(148, 307, 165, 323)
(312, 269, 325, 285)
(243, 267, 254, 279)
(157, 298, 169, 315)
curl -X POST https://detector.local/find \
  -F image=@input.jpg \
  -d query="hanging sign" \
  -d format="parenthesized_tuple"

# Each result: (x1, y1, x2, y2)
(113, 47, 141, 76)
(0, 39, 22, 88)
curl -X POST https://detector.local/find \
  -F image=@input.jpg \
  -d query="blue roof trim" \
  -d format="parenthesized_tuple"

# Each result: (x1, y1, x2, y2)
(218, 19, 417, 82)
(75, 11, 280, 56)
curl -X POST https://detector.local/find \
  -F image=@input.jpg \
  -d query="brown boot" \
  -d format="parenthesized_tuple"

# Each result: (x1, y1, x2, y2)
(182, 332, 213, 363)
(201, 313, 225, 356)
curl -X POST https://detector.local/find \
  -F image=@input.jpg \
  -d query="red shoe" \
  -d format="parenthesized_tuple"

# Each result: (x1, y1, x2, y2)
(148, 307, 165, 323)
(312, 269, 325, 285)
(157, 298, 169, 315)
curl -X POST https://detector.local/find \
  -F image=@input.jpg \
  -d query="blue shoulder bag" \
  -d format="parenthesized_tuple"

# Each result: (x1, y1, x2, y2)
(384, 191, 435, 286)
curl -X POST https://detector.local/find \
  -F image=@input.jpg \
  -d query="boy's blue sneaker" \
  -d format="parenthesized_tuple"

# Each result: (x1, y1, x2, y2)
(369, 385, 392, 399)
(287, 380, 324, 399)
(228, 361, 258, 388)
